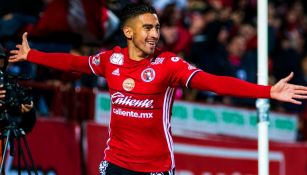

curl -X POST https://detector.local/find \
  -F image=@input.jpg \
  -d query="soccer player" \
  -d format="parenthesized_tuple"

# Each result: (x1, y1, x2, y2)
(9, 3, 307, 175)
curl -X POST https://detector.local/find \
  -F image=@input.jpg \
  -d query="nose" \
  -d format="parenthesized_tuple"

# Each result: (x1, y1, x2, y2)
(150, 28, 160, 39)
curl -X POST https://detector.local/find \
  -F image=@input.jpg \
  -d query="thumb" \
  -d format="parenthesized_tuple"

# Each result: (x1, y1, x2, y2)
(283, 72, 294, 83)
(22, 32, 29, 46)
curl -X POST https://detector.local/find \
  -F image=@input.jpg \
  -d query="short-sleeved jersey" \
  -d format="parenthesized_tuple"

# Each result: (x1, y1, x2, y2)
(89, 46, 201, 172)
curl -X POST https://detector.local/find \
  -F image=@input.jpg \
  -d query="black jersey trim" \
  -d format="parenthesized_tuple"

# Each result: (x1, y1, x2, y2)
(185, 70, 202, 88)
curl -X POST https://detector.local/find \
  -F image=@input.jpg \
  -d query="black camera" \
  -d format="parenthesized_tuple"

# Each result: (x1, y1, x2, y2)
(0, 44, 32, 117)
(0, 71, 33, 114)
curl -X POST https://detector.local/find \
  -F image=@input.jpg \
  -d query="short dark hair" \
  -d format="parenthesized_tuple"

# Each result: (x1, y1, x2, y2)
(120, 3, 157, 28)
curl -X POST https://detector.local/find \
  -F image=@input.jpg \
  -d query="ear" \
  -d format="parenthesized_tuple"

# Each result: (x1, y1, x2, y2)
(123, 26, 133, 39)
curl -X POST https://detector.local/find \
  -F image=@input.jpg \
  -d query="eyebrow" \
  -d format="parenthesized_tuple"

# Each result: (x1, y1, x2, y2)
(143, 24, 160, 28)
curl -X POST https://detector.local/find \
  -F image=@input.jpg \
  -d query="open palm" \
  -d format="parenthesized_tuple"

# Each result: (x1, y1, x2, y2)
(9, 32, 30, 62)
(271, 72, 307, 104)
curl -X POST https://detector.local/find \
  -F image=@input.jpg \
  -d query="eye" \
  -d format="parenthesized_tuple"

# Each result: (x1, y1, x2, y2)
(144, 26, 151, 30)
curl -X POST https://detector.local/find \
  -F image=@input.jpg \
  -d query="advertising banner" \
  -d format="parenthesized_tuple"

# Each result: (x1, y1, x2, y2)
(84, 123, 307, 175)
(95, 92, 298, 142)
(2, 118, 304, 175)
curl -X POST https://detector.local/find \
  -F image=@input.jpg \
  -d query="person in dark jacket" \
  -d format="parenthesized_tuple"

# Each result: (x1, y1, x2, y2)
(0, 43, 36, 133)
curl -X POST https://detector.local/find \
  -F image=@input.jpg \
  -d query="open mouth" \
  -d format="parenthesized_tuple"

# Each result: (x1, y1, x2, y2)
(146, 41, 157, 47)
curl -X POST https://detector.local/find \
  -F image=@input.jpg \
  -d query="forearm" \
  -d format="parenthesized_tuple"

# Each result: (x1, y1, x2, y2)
(28, 50, 91, 74)
(190, 71, 271, 98)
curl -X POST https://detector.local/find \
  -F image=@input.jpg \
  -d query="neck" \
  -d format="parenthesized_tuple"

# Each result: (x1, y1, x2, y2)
(127, 42, 149, 61)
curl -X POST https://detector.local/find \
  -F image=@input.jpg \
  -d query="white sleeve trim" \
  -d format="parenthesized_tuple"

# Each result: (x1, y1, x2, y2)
(185, 70, 201, 88)
(88, 56, 98, 75)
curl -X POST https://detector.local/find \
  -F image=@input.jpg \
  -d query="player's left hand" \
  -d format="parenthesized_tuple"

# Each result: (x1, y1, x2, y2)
(270, 72, 307, 104)
(21, 101, 33, 113)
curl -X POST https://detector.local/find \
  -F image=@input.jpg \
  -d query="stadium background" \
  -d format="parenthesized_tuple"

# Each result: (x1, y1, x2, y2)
(1, 0, 307, 174)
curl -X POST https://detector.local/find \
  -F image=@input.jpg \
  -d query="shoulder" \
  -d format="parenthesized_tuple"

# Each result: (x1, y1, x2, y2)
(92, 46, 124, 57)
(156, 51, 184, 65)
(156, 49, 176, 58)
(90, 46, 124, 63)
(154, 50, 180, 62)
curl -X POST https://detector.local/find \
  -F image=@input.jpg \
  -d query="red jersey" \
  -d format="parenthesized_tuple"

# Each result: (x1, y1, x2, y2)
(88, 47, 200, 172)
(28, 46, 201, 172)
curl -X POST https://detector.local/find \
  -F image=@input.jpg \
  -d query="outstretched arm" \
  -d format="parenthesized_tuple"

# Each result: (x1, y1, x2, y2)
(9, 32, 91, 74)
(190, 71, 307, 104)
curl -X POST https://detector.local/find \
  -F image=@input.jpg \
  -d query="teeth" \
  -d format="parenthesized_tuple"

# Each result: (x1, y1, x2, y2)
(147, 41, 156, 44)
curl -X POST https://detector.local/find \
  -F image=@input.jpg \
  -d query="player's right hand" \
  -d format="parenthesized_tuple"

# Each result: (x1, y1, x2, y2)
(9, 32, 30, 63)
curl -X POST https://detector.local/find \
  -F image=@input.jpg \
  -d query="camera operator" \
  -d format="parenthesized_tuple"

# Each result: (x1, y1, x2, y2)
(0, 44, 36, 133)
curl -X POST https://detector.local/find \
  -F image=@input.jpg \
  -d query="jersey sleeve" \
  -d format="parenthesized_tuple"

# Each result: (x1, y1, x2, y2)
(190, 71, 271, 98)
(28, 49, 91, 74)
(166, 55, 201, 87)
(88, 51, 110, 77)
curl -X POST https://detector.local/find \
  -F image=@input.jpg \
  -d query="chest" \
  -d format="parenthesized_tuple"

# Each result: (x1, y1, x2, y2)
(105, 60, 168, 94)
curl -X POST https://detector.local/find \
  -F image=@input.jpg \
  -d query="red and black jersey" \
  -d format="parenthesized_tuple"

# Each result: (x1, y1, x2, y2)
(88, 47, 200, 172)
(28, 46, 201, 172)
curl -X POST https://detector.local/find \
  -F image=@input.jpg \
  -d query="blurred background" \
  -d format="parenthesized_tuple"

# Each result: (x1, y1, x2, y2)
(1, 0, 307, 174)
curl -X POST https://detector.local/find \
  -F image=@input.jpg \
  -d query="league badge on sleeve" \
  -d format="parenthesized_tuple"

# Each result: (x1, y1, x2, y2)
(91, 54, 101, 65)
(141, 68, 156, 82)
(110, 53, 124, 65)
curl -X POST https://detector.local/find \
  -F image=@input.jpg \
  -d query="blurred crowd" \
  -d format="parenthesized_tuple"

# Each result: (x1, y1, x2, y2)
(1, 0, 307, 135)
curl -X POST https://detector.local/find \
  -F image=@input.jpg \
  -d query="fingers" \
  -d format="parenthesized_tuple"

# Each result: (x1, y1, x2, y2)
(24, 101, 33, 108)
(8, 45, 22, 62)
(21, 104, 27, 113)
(21, 101, 33, 113)
(0, 92, 5, 98)
(16, 44, 22, 49)
(0, 86, 6, 98)
(293, 94, 307, 99)
(293, 85, 307, 91)
(10, 50, 19, 55)
(289, 99, 302, 105)
(8, 55, 19, 62)
(294, 89, 307, 95)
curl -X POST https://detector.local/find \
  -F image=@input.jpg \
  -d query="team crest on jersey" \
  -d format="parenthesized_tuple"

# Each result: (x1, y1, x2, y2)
(171, 57, 180, 62)
(110, 53, 124, 65)
(122, 78, 135, 91)
(141, 68, 155, 82)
